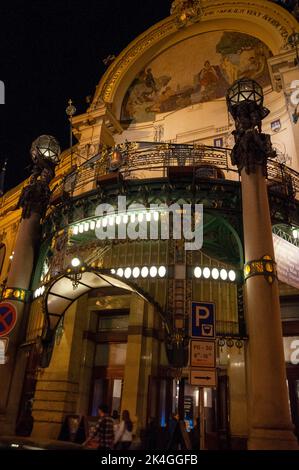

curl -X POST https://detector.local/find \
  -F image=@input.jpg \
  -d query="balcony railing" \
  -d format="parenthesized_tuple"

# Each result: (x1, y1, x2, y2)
(55, 141, 299, 200)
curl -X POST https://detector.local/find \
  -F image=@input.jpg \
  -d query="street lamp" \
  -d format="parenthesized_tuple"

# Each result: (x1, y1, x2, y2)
(30, 134, 61, 185)
(67, 258, 86, 289)
(226, 78, 298, 449)
(31, 134, 61, 164)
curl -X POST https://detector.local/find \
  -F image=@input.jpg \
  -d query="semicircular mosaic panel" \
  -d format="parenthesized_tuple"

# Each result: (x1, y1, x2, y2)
(120, 31, 272, 124)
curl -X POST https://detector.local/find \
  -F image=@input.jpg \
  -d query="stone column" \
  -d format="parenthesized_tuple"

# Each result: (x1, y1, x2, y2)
(241, 166, 298, 450)
(32, 298, 87, 439)
(225, 78, 298, 450)
(0, 135, 60, 434)
(121, 295, 146, 427)
(121, 295, 160, 432)
(0, 214, 41, 433)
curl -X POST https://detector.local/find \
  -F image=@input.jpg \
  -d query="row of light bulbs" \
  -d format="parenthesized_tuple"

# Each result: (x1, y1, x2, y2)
(194, 266, 237, 282)
(111, 266, 167, 279)
(32, 263, 237, 299)
(72, 211, 161, 235)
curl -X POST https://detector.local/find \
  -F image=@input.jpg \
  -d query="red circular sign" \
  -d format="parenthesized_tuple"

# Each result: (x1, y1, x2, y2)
(0, 302, 17, 337)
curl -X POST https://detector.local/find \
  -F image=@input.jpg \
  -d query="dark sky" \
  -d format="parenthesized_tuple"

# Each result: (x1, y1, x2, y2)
(0, 0, 170, 192)
(0, 0, 297, 192)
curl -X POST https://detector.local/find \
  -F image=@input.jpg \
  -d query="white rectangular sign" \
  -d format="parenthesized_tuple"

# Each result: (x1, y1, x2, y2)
(190, 340, 216, 368)
(190, 369, 217, 387)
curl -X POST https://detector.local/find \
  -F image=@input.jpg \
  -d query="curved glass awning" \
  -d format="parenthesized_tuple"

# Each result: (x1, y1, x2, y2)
(43, 268, 168, 333)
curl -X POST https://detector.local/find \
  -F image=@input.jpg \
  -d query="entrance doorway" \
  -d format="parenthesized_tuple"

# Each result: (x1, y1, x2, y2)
(147, 371, 230, 450)
(90, 367, 124, 416)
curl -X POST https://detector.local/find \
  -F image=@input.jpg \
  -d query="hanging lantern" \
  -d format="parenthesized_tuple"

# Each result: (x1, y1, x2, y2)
(66, 258, 86, 290)
(109, 147, 123, 171)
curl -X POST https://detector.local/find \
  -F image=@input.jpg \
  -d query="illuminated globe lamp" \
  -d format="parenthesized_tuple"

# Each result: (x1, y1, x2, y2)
(31, 134, 61, 165)
(226, 78, 269, 123)
(29, 134, 61, 186)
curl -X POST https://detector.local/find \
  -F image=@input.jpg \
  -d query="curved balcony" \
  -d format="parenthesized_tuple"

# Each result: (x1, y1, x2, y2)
(43, 142, 299, 243)
(54, 141, 299, 198)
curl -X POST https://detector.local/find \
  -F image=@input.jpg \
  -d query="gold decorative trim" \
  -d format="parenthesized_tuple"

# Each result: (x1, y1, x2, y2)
(2, 287, 28, 302)
(99, 19, 175, 104)
(93, 0, 297, 106)
(244, 255, 277, 284)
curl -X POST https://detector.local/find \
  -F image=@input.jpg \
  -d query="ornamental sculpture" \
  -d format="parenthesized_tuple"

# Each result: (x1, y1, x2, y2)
(226, 78, 276, 175)
(170, 0, 202, 27)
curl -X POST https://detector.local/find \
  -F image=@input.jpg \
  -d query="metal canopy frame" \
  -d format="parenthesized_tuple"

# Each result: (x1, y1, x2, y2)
(42, 267, 168, 336)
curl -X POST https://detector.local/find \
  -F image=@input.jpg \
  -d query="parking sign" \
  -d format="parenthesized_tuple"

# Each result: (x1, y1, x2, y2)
(191, 302, 215, 338)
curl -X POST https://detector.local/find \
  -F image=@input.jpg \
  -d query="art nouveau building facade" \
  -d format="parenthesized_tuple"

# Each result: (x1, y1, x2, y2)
(0, 0, 299, 449)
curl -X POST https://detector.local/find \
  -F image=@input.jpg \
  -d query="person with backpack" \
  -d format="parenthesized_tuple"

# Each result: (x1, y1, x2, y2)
(114, 410, 133, 450)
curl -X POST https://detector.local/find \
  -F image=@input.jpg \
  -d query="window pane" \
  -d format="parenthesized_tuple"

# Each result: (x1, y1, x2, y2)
(95, 343, 127, 366)
(98, 315, 129, 331)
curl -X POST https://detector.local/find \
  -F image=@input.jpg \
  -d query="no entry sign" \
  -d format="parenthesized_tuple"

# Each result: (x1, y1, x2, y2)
(0, 302, 17, 337)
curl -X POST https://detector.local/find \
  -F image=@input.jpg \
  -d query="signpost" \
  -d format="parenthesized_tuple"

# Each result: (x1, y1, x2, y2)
(189, 301, 217, 449)
(191, 301, 215, 338)
(0, 302, 17, 337)
(190, 339, 216, 368)
(190, 301, 217, 387)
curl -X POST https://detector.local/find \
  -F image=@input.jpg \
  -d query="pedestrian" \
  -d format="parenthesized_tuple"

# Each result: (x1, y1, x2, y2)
(84, 404, 114, 450)
(112, 409, 120, 434)
(114, 410, 133, 450)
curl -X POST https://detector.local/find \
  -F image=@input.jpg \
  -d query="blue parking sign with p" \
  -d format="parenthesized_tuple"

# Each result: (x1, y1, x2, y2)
(191, 302, 215, 338)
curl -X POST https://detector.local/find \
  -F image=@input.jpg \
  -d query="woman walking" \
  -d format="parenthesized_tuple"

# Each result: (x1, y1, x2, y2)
(114, 410, 133, 450)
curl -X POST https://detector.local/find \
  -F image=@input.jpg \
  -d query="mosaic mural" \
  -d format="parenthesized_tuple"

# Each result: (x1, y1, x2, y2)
(120, 31, 272, 123)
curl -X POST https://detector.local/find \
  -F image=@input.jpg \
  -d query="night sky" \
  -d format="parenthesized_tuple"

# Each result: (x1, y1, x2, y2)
(0, 1, 297, 192)
(0, 0, 170, 192)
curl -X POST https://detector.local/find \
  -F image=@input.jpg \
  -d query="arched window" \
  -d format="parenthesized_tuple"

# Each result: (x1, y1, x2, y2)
(0, 244, 6, 276)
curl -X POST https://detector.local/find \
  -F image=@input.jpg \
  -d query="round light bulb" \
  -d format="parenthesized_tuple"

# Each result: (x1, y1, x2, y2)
(71, 258, 81, 267)
(150, 266, 158, 278)
(194, 267, 202, 279)
(158, 266, 166, 278)
(212, 268, 219, 280)
(124, 267, 132, 279)
(141, 267, 149, 278)
(220, 269, 228, 281)
(116, 268, 124, 277)
(203, 267, 211, 279)
(132, 267, 140, 278)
